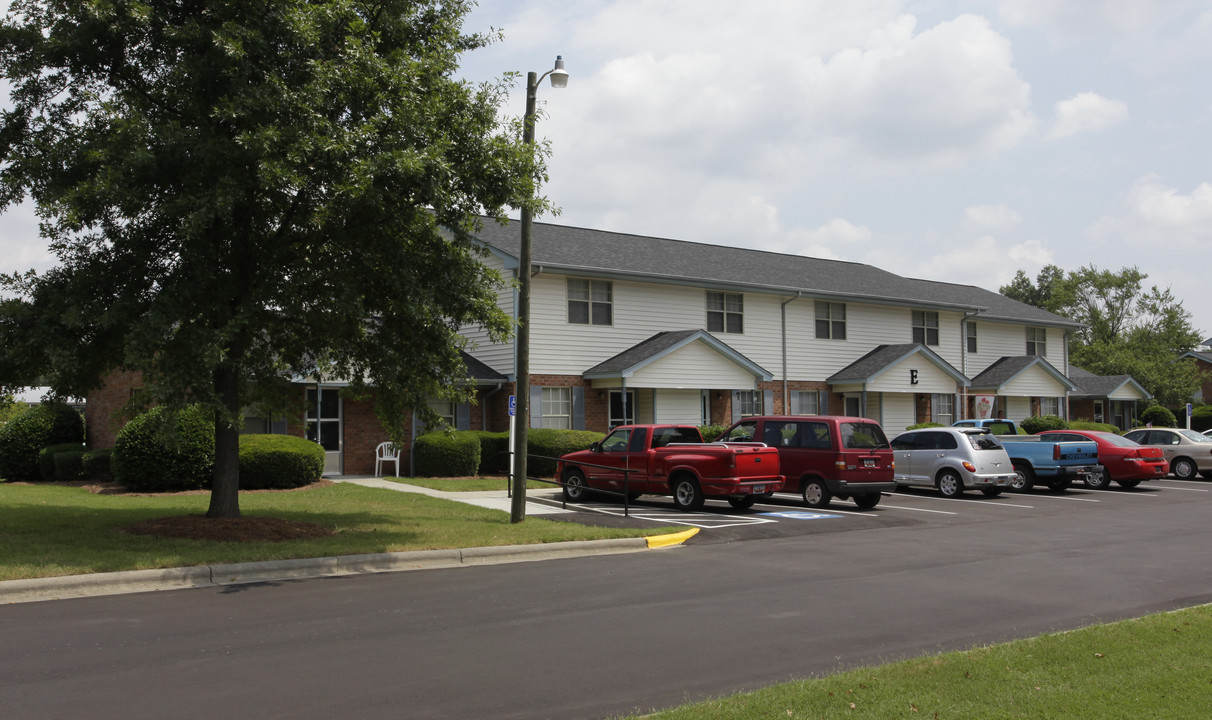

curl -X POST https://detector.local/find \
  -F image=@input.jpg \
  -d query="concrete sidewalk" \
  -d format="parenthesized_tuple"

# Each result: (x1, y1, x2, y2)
(0, 477, 697, 605)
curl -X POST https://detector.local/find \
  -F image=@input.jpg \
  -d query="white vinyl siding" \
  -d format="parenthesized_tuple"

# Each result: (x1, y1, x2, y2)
(966, 323, 1062, 377)
(653, 389, 704, 425)
(866, 358, 957, 394)
(1005, 396, 1032, 424)
(1002, 365, 1068, 397)
(458, 251, 515, 375)
(880, 394, 917, 435)
(628, 340, 757, 389)
(1109, 384, 1147, 401)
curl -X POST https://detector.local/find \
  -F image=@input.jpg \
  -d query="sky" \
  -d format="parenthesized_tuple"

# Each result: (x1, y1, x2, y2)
(1, 0, 1210, 339)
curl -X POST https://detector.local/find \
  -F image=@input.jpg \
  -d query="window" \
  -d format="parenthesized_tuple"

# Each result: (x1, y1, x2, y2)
(707, 291, 743, 333)
(931, 394, 954, 425)
(815, 301, 846, 340)
(540, 387, 572, 429)
(966, 322, 978, 353)
(792, 390, 819, 415)
(737, 390, 761, 417)
(912, 310, 939, 346)
(600, 428, 630, 452)
(567, 279, 612, 325)
(608, 390, 635, 428)
(1039, 396, 1059, 416)
(427, 399, 456, 428)
(1026, 327, 1047, 356)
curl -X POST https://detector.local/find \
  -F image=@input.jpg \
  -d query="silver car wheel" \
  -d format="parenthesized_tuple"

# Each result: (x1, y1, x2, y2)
(937, 471, 962, 498)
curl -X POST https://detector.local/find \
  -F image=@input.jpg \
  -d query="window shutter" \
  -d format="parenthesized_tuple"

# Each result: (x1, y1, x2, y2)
(731, 391, 742, 423)
(572, 387, 585, 430)
(789, 392, 800, 415)
(455, 402, 470, 431)
(763, 390, 774, 414)
(529, 386, 543, 427)
(818, 391, 828, 415)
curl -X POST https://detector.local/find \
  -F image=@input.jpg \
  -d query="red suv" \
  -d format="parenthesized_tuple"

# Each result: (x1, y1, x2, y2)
(719, 415, 896, 509)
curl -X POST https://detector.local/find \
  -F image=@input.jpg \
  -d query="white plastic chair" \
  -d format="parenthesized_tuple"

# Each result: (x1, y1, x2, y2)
(375, 442, 400, 477)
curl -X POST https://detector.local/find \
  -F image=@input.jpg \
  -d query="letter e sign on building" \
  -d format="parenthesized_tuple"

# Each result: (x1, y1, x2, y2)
(910, 369, 919, 385)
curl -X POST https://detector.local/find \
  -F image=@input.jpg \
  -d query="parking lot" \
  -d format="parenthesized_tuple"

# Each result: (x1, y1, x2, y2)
(546, 476, 1211, 543)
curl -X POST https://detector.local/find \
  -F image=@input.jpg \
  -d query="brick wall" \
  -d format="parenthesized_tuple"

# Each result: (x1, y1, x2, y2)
(85, 370, 143, 449)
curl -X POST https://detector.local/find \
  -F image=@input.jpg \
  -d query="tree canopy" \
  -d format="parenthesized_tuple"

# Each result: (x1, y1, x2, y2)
(0, 0, 537, 516)
(1000, 264, 1202, 406)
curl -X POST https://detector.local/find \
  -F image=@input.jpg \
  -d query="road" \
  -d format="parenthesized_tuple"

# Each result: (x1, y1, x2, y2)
(3, 478, 1211, 719)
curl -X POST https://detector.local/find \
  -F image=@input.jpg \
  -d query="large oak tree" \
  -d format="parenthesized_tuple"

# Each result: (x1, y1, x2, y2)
(0, 1, 533, 516)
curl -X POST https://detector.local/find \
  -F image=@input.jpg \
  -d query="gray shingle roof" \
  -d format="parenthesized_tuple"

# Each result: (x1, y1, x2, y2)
(827, 344, 968, 385)
(583, 330, 771, 380)
(1067, 366, 1150, 399)
(970, 355, 1076, 391)
(462, 350, 506, 382)
(471, 218, 1080, 328)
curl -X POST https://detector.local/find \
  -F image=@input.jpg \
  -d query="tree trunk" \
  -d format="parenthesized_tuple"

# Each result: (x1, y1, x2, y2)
(206, 363, 242, 518)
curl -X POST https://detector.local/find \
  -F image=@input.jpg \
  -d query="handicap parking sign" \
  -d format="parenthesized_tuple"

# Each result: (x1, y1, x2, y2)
(508, 394, 516, 417)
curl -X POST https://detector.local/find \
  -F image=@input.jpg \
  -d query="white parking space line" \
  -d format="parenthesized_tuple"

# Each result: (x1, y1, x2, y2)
(876, 504, 959, 515)
(1021, 493, 1101, 503)
(1153, 481, 1210, 491)
(892, 494, 1035, 509)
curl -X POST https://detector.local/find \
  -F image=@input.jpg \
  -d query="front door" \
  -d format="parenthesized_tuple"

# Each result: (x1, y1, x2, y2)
(306, 387, 342, 475)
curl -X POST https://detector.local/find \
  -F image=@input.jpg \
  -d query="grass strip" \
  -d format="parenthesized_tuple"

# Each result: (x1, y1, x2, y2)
(0, 482, 669, 581)
(625, 604, 1212, 719)
(387, 476, 552, 492)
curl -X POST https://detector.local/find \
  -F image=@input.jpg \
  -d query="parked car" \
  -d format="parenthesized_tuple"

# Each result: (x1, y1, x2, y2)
(1121, 428, 1212, 480)
(890, 427, 1015, 497)
(951, 419, 1102, 492)
(556, 424, 784, 511)
(1036, 430, 1168, 489)
(718, 415, 895, 509)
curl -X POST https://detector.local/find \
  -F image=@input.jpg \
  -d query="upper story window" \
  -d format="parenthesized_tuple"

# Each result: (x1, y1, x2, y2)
(567, 279, 612, 325)
(912, 310, 939, 346)
(707, 291, 743, 334)
(1026, 327, 1047, 356)
(815, 301, 846, 340)
(966, 322, 978, 353)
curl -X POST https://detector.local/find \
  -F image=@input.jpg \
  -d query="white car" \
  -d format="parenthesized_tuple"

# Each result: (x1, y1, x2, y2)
(890, 427, 1016, 498)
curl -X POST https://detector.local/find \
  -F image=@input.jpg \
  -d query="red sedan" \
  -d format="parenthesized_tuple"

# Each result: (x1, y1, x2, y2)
(1037, 430, 1168, 489)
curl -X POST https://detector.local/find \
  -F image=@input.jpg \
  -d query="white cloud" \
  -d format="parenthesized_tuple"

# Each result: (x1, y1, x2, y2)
(1047, 92, 1129, 140)
(965, 203, 1022, 230)
(994, 0, 1205, 39)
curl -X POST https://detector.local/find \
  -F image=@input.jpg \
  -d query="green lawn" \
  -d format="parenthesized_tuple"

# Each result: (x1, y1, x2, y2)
(625, 604, 1212, 719)
(0, 481, 663, 581)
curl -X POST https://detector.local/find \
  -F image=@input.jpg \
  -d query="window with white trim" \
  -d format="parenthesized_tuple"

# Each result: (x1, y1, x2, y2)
(427, 399, 456, 428)
(567, 279, 612, 325)
(540, 387, 572, 429)
(966, 322, 978, 353)
(815, 301, 846, 340)
(707, 291, 744, 334)
(1039, 396, 1060, 416)
(932, 394, 954, 424)
(792, 390, 820, 415)
(737, 390, 761, 417)
(1026, 327, 1047, 356)
(912, 310, 939, 346)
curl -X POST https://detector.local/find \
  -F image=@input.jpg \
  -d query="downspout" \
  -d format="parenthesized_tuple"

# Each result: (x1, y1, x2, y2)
(781, 292, 802, 413)
(960, 311, 979, 420)
(1063, 329, 1071, 420)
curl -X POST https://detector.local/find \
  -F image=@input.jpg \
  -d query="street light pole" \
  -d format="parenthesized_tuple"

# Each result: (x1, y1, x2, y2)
(511, 55, 567, 524)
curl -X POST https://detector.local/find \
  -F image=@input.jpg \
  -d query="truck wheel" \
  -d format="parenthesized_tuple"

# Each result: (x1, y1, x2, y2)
(672, 477, 705, 511)
(1085, 470, 1112, 490)
(1010, 464, 1034, 492)
(1171, 458, 1197, 480)
(1116, 479, 1140, 489)
(853, 493, 881, 509)
(937, 470, 963, 498)
(801, 479, 832, 509)
(981, 488, 1003, 497)
(562, 469, 590, 502)
(727, 495, 756, 510)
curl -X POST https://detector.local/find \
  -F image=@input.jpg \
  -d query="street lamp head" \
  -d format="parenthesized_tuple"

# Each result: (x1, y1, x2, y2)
(548, 55, 569, 89)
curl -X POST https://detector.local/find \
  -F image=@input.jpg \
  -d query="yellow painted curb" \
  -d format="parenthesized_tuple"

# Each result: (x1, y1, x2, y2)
(644, 528, 699, 549)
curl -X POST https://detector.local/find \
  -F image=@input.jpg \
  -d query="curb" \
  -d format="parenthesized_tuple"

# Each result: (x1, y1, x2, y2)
(0, 531, 696, 605)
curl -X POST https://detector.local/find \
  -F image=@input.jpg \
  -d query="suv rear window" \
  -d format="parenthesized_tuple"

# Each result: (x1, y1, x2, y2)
(966, 433, 1004, 450)
(840, 422, 888, 449)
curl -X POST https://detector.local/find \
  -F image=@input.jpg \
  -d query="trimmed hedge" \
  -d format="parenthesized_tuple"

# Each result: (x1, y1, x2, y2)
(238, 434, 324, 490)
(38, 442, 87, 481)
(1020, 415, 1068, 434)
(0, 402, 85, 482)
(1069, 420, 1121, 433)
(82, 448, 113, 481)
(527, 428, 604, 477)
(1139, 405, 1177, 428)
(1192, 404, 1212, 433)
(53, 450, 87, 482)
(698, 424, 728, 442)
(413, 431, 480, 477)
(470, 431, 511, 475)
(905, 422, 945, 431)
(113, 405, 215, 492)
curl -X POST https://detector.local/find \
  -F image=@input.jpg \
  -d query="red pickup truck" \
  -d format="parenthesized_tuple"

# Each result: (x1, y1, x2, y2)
(556, 424, 784, 511)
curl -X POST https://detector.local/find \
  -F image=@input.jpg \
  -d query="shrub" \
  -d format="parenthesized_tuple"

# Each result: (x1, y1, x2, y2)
(1069, 421, 1121, 434)
(1192, 404, 1212, 433)
(53, 450, 87, 482)
(238, 434, 324, 489)
(698, 424, 728, 442)
(470, 431, 511, 475)
(527, 428, 604, 478)
(82, 448, 113, 481)
(0, 402, 85, 482)
(38, 442, 87, 481)
(413, 431, 480, 477)
(905, 422, 945, 431)
(1020, 415, 1069, 434)
(1139, 405, 1177, 428)
(113, 405, 215, 492)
